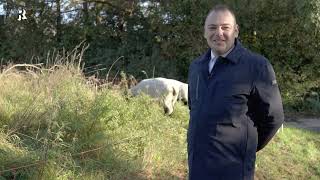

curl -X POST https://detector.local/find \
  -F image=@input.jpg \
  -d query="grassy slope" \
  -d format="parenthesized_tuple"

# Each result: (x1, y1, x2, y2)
(0, 66, 319, 179)
(256, 128, 320, 180)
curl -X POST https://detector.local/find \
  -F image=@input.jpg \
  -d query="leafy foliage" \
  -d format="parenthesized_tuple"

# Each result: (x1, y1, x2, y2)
(1, 0, 320, 111)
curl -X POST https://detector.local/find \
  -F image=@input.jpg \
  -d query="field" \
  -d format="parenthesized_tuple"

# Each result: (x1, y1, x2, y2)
(0, 62, 319, 180)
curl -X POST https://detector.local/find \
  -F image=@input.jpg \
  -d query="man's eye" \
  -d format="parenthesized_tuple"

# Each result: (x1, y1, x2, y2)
(222, 26, 231, 30)
(208, 27, 217, 30)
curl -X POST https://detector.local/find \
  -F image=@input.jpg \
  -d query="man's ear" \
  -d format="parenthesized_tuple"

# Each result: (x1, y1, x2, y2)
(203, 26, 207, 38)
(235, 24, 239, 38)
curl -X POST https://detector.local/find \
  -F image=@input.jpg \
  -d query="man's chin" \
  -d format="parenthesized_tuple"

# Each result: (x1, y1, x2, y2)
(212, 47, 227, 55)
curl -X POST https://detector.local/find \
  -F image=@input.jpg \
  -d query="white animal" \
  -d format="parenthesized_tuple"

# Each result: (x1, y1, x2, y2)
(130, 77, 188, 115)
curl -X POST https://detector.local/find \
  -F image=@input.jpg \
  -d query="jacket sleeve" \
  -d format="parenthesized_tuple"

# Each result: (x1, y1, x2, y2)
(251, 60, 284, 151)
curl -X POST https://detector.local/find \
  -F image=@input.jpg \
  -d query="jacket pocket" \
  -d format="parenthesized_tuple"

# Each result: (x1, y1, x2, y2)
(222, 83, 251, 97)
(189, 74, 200, 109)
(221, 82, 251, 115)
(208, 120, 246, 161)
(209, 81, 251, 126)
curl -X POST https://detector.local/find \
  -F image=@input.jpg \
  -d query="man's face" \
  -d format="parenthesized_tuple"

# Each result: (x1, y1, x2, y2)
(204, 10, 239, 56)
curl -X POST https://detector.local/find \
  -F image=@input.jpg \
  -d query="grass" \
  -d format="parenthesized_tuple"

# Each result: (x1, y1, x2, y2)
(255, 128, 320, 180)
(0, 49, 319, 179)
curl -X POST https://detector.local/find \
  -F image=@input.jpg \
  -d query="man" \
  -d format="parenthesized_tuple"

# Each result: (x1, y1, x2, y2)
(187, 4, 284, 180)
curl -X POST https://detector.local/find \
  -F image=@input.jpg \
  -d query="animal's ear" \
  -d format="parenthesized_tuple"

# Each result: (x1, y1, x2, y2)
(172, 86, 177, 96)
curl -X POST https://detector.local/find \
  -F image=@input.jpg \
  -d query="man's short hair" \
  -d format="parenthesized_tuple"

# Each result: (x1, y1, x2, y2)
(206, 4, 237, 24)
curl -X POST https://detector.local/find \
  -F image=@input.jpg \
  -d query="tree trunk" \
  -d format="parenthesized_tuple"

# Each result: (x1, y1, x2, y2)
(83, 2, 90, 26)
(56, 0, 62, 44)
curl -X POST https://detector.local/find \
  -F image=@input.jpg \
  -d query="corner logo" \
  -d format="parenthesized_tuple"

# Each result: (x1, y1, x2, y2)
(18, 9, 27, 21)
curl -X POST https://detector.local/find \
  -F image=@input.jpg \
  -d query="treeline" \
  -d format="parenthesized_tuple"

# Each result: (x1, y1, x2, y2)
(0, 0, 320, 112)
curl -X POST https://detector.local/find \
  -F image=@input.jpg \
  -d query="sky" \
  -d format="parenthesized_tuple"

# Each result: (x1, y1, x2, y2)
(0, 4, 4, 15)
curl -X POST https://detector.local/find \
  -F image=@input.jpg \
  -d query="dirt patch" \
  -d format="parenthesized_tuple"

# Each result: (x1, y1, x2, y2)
(285, 117, 320, 132)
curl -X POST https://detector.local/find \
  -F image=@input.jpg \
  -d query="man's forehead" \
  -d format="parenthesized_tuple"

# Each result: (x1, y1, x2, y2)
(205, 10, 236, 25)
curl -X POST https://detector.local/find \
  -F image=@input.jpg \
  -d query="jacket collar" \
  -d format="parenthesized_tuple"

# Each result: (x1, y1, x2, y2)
(199, 38, 244, 64)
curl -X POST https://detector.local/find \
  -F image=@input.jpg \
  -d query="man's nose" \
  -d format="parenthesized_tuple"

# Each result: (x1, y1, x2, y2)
(216, 27, 223, 36)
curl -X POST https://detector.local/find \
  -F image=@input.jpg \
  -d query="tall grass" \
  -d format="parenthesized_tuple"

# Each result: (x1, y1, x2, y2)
(0, 46, 319, 179)
(0, 45, 189, 179)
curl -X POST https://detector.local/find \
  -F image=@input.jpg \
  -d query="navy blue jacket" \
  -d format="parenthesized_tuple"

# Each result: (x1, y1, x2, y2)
(187, 39, 284, 180)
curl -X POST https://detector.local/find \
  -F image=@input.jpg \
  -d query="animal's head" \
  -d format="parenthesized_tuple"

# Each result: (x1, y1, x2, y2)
(163, 86, 179, 115)
(163, 98, 174, 115)
(179, 83, 188, 105)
